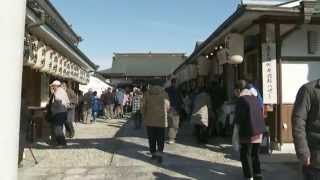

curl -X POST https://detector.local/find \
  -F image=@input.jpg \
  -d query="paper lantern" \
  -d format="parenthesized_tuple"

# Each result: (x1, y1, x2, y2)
(197, 56, 211, 76)
(225, 33, 244, 64)
(39, 46, 54, 73)
(217, 49, 228, 65)
(72, 64, 80, 82)
(85, 71, 90, 84)
(23, 35, 38, 67)
(50, 52, 59, 76)
(62, 58, 68, 78)
(57, 56, 66, 77)
(67, 62, 73, 79)
(32, 41, 47, 70)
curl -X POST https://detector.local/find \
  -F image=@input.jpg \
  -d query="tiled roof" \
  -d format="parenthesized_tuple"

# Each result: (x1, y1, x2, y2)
(100, 53, 187, 77)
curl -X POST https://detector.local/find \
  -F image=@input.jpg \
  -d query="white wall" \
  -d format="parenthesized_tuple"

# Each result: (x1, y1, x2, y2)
(0, 1, 26, 180)
(79, 76, 111, 97)
(282, 61, 320, 104)
(281, 25, 320, 104)
(282, 25, 320, 57)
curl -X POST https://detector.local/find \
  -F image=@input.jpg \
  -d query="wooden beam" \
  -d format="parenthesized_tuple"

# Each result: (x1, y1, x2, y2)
(282, 56, 320, 61)
(253, 15, 320, 25)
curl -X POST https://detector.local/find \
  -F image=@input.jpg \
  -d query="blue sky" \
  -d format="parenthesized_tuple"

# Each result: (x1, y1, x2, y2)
(51, 0, 240, 70)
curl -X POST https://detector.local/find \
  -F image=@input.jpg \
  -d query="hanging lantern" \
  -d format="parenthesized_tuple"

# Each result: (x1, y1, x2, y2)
(39, 46, 54, 73)
(33, 41, 47, 70)
(225, 33, 244, 64)
(24, 35, 39, 67)
(50, 52, 59, 76)
(81, 69, 87, 84)
(57, 56, 65, 77)
(72, 64, 80, 82)
(62, 58, 68, 78)
(197, 56, 211, 76)
(85, 72, 90, 84)
(66, 60, 71, 78)
(217, 48, 228, 65)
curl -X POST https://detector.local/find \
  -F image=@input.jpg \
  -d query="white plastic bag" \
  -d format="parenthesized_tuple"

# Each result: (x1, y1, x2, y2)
(232, 124, 240, 152)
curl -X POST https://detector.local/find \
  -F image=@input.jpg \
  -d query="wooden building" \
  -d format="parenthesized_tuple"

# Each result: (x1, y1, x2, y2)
(99, 53, 186, 87)
(23, 0, 97, 139)
(173, 0, 320, 148)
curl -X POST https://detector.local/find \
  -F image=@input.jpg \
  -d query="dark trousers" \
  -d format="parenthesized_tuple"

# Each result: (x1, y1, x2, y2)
(52, 112, 67, 145)
(65, 109, 75, 138)
(194, 125, 208, 144)
(146, 126, 165, 154)
(133, 111, 142, 129)
(303, 166, 320, 180)
(240, 143, 262, 178)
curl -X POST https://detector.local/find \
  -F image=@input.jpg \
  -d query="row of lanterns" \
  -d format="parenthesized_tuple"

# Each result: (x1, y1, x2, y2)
(175, 33, 244, 85)
(23, 34, 90, 85)
(176, 64, 198, 85)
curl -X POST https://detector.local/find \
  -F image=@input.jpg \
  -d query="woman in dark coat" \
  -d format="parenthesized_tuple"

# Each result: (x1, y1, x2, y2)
(234, 80, 266, 180)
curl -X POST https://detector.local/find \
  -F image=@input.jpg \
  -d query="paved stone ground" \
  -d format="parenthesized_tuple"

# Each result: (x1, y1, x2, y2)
(18, 117, 301, 180)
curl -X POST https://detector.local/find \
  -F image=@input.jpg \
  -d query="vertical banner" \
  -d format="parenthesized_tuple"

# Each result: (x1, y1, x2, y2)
(262, 43, 278, 104)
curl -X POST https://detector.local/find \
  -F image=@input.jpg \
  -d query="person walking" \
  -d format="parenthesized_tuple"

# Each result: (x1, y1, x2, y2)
(115, 89, 125, 118)
(132, 88, 143, 129)
(49, 80, 70, 147)
(102, 88, 115, 119)
(142, 85, 170, 163)
(77, 90, 84, 122)
(91, 91, 99, 123)
(234, 80, 266, 180)
(191, 87, 212, 144)
(165, 78, 180, 144)
(123, 92, 129, 114)
(61, 82, 77, 138)
(292, 79, 320, 180)
(82, 89, 93, 124)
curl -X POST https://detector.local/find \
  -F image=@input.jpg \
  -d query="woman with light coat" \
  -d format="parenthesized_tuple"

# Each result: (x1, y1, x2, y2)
(142, 85, 170, 163)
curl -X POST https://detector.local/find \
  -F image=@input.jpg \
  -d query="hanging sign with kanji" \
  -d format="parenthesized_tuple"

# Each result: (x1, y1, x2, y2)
(262, 43, 278, 104)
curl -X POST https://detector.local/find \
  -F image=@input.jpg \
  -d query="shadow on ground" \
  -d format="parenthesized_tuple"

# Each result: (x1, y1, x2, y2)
(29, 118, 300, 179)
(31, 119, 242, 179)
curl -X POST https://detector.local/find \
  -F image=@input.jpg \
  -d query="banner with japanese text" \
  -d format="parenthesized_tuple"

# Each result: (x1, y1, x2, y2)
(262, 43, 278, 104)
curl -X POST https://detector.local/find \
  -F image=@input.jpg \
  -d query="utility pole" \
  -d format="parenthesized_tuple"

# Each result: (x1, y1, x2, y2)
(0, 0, 27, 180)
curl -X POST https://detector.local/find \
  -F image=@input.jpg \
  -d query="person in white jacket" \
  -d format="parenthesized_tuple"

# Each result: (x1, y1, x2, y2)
(49, 80, 70, 147)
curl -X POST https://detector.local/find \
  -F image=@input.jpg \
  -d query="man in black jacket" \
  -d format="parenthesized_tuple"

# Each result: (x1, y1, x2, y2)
(292, 79, 320, 179)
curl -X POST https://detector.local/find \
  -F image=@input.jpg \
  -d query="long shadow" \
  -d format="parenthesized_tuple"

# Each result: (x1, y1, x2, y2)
(33, 119, 242, 179)
(166, 121, 239, 162)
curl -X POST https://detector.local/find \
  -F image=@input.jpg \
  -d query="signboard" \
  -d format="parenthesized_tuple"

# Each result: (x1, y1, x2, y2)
(262, 43, 278, 104)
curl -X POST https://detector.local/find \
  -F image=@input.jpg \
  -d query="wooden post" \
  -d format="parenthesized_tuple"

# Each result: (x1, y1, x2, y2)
(0, 0, 27, 179)
(275, 23, 283, 146)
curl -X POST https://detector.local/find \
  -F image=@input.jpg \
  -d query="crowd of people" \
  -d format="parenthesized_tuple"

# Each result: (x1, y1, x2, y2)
(139, 77, 267, 180)
(18, 76, 320, 179)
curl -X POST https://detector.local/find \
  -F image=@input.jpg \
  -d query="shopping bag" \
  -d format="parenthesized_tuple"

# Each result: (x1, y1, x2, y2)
(232, 124, 240, 152)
